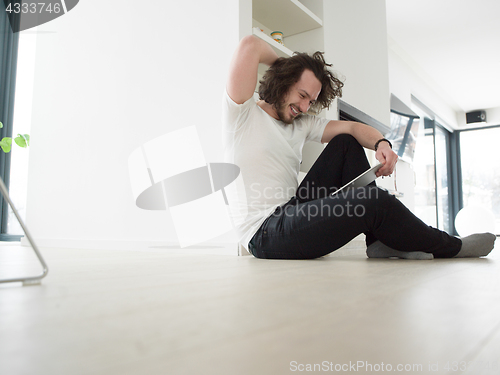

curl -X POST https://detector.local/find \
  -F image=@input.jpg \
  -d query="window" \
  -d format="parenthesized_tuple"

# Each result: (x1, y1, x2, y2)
(5, 31, 36, 236)
(411, 114, 437, 227)
(411, 103, 454, 233)
(0, 11, 34, 241)
(434, 123, 451, 233)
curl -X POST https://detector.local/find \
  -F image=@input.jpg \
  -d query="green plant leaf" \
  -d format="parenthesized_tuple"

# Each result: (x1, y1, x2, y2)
(0, 137, 12, 153)
(0, 121, 3, 129)
(14, 134, 28, 148)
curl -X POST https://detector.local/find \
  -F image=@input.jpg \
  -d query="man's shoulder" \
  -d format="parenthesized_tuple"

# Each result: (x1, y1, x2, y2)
(224, 89, 257, 110)
(295, 114, 330, 141)
(222, 89, 261, 133)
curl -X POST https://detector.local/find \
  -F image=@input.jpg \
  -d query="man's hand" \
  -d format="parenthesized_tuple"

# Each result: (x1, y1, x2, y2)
(375, 142, 398, 177)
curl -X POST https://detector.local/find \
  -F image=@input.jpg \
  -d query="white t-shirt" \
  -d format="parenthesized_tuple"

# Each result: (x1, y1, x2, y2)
(222, 90, 330, 248)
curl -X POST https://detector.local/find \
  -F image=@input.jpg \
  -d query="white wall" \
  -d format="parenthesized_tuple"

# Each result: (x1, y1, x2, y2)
(24, 0, 476, 252)
(24, 0, 241, 251)
(388, 37, 500, 130)
(322, 0, 391, 127)
(387, 38, 459, 129)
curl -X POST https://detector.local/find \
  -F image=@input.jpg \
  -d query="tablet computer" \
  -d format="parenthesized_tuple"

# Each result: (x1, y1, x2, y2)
(331, 163, 383, 196)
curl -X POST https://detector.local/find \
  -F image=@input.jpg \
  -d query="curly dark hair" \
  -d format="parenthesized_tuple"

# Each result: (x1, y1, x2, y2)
(258, 52, 344, 114)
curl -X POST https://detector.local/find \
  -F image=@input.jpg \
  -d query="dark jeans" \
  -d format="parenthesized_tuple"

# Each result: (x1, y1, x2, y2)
(248, 134, 461, 259)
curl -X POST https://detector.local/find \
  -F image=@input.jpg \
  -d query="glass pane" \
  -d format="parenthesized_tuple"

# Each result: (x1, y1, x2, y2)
(386, 112, 420, 162)
(413, 133, 437, 226)
(434, 125, 450, 232)
(7, 30, 37, 235)
(412, 115, 437, 227)
(460, 127, 500, 235)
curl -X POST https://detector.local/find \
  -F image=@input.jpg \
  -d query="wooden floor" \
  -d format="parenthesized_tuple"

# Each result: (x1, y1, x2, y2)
(1, 240, 500, 375)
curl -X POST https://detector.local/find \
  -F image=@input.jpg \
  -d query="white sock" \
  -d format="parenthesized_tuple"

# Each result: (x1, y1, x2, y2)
(366, 241, 434, 260)
(455, 233, 496, 258)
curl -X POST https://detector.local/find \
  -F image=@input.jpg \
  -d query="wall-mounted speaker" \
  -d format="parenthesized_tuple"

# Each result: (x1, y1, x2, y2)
(466, 110, 486, 124)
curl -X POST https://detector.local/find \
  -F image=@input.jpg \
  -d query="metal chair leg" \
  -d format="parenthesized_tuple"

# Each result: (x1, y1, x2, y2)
(0, 177, 48, 286)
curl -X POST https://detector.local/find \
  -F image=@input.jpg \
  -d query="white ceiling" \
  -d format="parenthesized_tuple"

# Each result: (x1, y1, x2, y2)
(385, 0, 500, 113)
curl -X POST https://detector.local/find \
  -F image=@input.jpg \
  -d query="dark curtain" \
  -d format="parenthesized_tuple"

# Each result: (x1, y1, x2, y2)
(0, 2, 20, 236)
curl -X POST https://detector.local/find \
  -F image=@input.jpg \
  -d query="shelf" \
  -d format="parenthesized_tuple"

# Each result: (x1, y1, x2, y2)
(253, 0, 322, 37)
(252, 28, 293, 58)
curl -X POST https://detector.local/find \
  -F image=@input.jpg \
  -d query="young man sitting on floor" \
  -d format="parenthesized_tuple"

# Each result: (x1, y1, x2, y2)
(222, 35, 496, 260)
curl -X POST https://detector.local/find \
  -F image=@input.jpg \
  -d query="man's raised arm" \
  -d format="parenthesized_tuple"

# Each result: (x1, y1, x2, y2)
(227, 35, 279, 105)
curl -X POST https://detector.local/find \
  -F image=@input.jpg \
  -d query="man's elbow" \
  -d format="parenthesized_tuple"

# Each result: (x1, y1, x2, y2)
(238, 35, 258, 52)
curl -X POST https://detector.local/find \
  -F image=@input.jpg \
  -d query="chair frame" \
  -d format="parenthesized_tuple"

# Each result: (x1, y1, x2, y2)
(0, 177, 48, 286)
